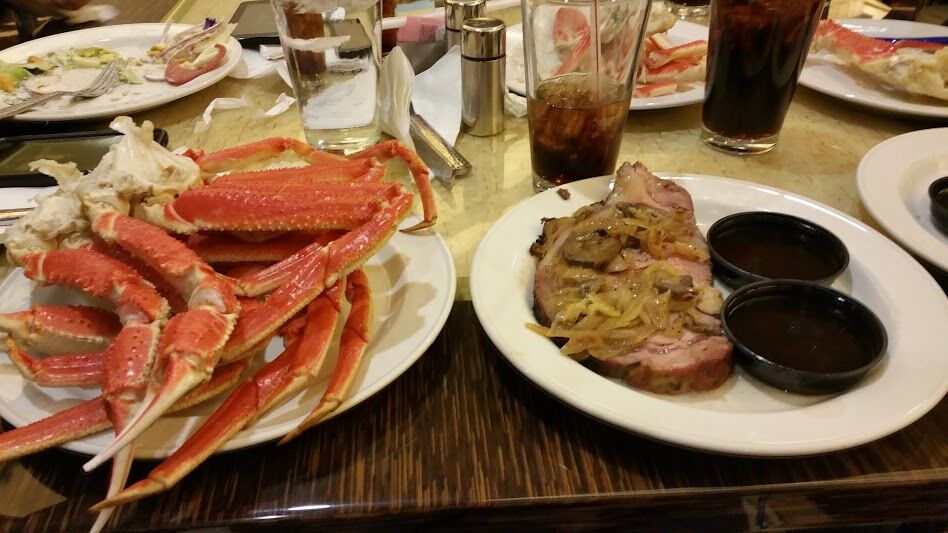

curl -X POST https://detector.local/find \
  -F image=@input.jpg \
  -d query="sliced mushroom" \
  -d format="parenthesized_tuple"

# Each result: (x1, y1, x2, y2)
(560, 231, 623, 269)
(655, 275, 694, 296)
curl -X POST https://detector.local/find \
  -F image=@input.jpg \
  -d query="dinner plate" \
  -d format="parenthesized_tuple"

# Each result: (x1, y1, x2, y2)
(505, 20, 708, 111)
(857, 128, 948, 271)
(0, 24, 242, 122)
(799, 19, 948, 119)
(0, 219, 456, 458)
(470, 173, 948, 456)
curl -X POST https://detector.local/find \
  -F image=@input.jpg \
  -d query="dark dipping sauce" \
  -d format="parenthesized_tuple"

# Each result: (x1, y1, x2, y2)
(714, 225, 843, 280)
(726, 294, 873, 373)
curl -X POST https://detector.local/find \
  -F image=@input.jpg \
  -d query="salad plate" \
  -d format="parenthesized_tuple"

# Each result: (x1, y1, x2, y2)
(470, 173, 948, 456)
(799, 19, 948, 119)
(0, 218, 456, 458)
(857, 128, 948, 271)
(505, 20, 708, 111)
(0, 23, 242, 122)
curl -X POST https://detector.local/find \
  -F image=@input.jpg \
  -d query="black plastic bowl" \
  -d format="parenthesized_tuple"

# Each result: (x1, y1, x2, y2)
(721, 280, 887, 395)
(707, 212, 850, 289)
(928, 176, 948, 235)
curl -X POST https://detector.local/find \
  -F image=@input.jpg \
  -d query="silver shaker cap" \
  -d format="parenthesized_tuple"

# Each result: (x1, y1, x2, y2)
(460, 17, 505, 59)
(445, 0, 486, 31)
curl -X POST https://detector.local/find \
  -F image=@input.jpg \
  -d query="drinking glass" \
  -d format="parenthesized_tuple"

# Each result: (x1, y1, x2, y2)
(522, 0, 652, 192)
(665, 0, 709, 18)
(701, 0, 826, 155)
(272, 0, 382, 152)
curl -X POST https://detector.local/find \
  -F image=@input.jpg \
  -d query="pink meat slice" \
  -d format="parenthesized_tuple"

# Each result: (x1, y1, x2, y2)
(532, 162, 733, 394)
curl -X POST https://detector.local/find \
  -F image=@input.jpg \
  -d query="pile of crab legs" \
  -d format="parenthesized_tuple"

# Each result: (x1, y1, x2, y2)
(0, 136, 436, 532)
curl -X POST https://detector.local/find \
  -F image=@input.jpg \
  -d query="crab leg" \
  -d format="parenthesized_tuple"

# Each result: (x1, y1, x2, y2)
(189, 137, 347, 174)
(141, 182, 408, 235)
(0, 359, 251, 463)
(188, 231, 342, 264)
(0, 305, 121, 355)
(0, 398, 110, 462)
(230, 232, 341, 297)
(346, 140, 437, 231)
(5, 337, 104, 387)
(221, 193, 411, 360)
(280, 268, 371, 444)
(208, 159, 381, 186)
(82, 213, 238, 473)
(189, 137, 435, 231)
(92, 282, 345, 511)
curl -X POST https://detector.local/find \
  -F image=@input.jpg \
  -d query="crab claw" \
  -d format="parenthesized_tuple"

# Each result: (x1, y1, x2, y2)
(0, 305, 121, 355)
(92, 284, 344, 511)
(82, 309, 234, 473)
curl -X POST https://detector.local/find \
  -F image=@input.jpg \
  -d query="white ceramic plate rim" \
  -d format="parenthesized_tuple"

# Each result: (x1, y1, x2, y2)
(0, 218, 456, 458)
(470, 173, 948, 456)
(0, 23, 242, 122)
(857, 127, 948, 270)
(799, 18, 948, 119)
(505, 20, 708, 111)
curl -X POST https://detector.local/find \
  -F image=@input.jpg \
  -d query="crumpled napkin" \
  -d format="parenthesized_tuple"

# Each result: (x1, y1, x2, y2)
(411, 46, 462, 146)
(230, 49, 280, 79)
(194, 97, 249, 132)
(265, 93, 296, 117)
(377, 47, 415, 151)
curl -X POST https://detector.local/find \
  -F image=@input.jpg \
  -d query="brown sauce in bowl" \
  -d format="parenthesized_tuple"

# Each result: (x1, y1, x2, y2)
(726, 294, 874, 373)
(713, 225, 844, 280)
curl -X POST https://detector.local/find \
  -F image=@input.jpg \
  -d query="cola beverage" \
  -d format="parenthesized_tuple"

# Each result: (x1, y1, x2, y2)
(701, 0, 826, 154)
(528, 75, 630, 190)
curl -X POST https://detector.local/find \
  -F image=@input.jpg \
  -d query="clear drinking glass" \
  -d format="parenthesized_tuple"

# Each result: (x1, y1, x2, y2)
(701, 0, 826, 155)
(664, 0, 710, 18)
(272, 0, 382, 152)
(522, 0, 652, 192)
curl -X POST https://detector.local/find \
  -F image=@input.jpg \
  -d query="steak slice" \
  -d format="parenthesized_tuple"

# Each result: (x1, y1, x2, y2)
(531, 162, 733, 394)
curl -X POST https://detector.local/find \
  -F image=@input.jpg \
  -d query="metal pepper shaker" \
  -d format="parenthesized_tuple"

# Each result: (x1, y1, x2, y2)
(444, 0, 485, 50)
(461, 17, 505, 137)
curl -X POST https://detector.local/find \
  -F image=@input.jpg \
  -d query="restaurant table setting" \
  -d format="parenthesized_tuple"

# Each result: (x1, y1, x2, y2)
(0, 0, 946, 531)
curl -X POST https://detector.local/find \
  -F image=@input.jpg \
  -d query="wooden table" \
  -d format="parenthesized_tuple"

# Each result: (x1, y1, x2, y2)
(0, 1, 946, 531)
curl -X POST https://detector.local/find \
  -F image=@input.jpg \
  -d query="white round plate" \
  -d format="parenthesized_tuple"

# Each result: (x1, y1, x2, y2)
(0, 24, 242, 122)
(0, 219, 456, 457)
(799, 19, 948, 119)
(857, 128, 948, 271)
(471, 174, 948, 456)
(506, 21, 708, 111)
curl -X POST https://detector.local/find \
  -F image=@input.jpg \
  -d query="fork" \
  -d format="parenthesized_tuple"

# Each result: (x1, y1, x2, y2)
(0, 62, 119, 120)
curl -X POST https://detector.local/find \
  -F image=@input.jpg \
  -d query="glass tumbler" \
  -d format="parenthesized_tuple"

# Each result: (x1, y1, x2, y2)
(701, 0, 826, 155)
(272, 0, 382, 152)
(522, 0, 652, 192)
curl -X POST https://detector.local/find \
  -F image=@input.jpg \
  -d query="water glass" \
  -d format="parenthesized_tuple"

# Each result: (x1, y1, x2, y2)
(522, 0, 652, 192)
(701, 0, 826, 154)
(665, 0, 710, 18)
(272, 0, 382, 152)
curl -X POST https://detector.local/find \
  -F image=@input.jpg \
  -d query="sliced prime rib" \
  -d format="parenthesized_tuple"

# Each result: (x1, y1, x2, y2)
(530, 162, 733, 394)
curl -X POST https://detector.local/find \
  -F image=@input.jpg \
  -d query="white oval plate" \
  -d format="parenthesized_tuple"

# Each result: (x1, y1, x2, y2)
(857, 128, 948, 271)
(506, 20, 708, 111)
(799, 19, 948, 119)
(0, 24, 242, 122)
(470, 174, 948, 456)
(0, 218, 456, 458)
